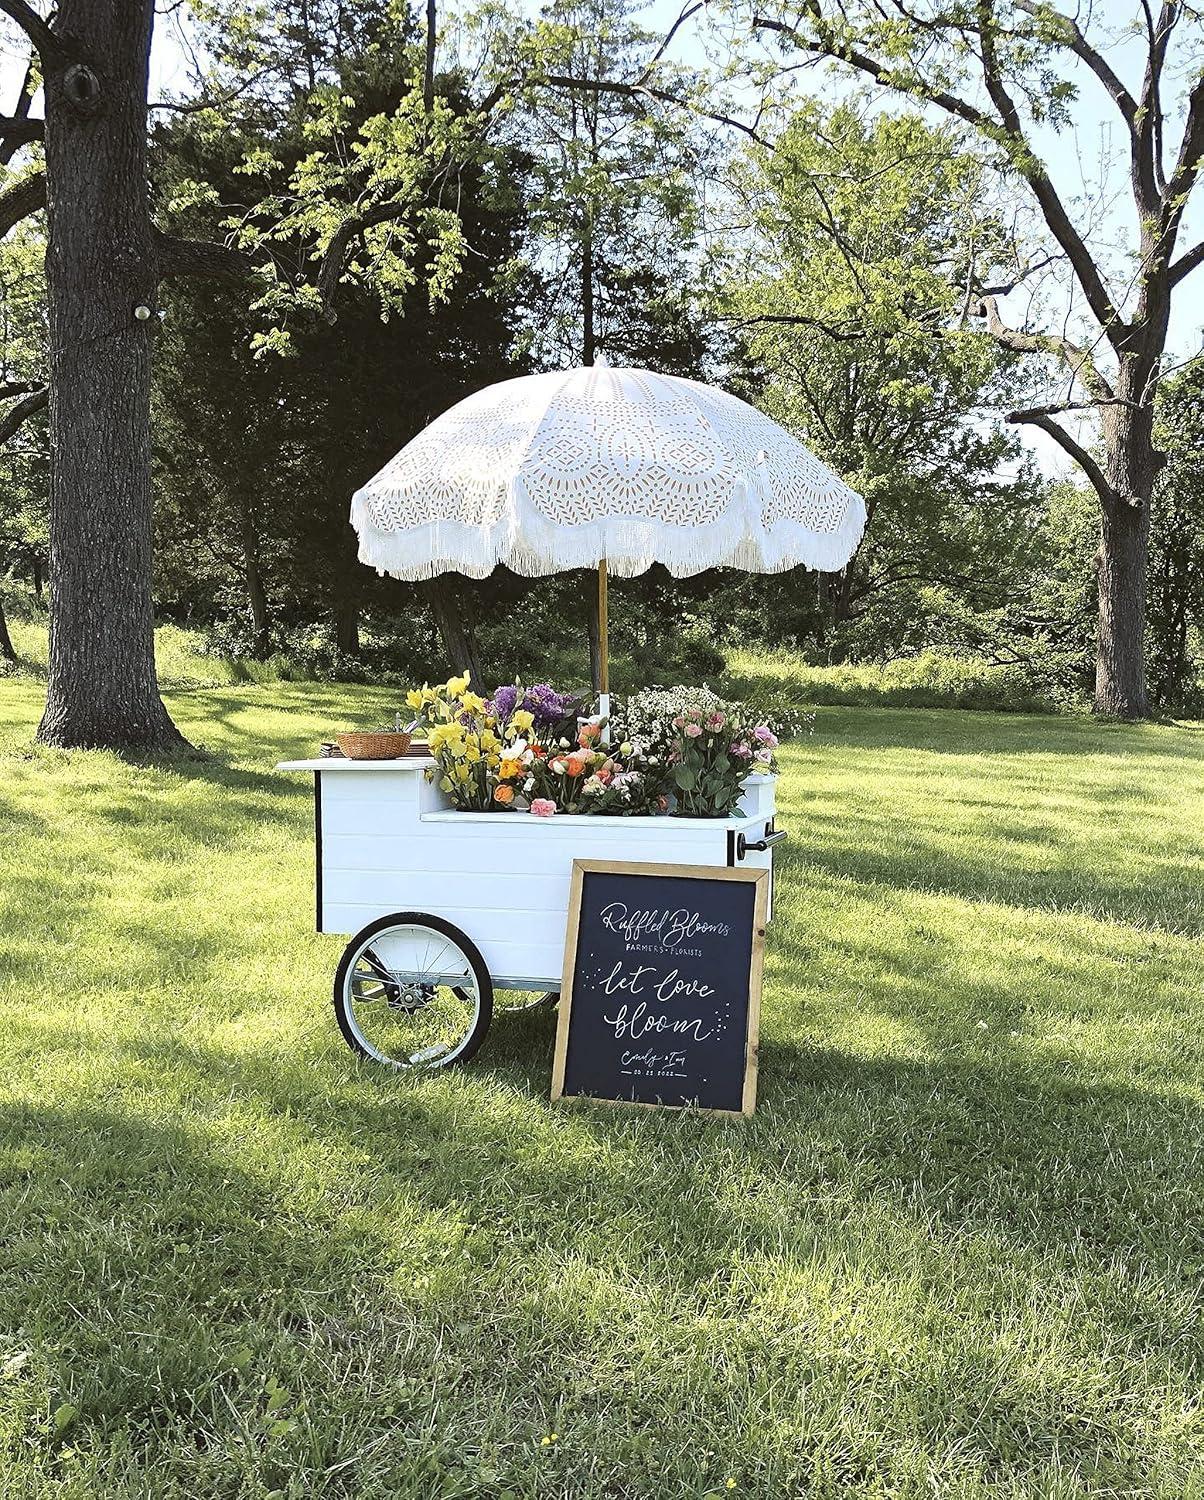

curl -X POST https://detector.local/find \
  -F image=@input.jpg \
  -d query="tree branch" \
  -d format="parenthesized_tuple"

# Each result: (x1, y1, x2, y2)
(1015, 0, 1157, 210)
(754, 7, 1129, 347)
(1162, 71, 1204, 236)
(315, 200, 413, 314)
(0, 378, 39, 400)
(0, 115, 42, 148)
(971, 293, 1114, 400)
(0, 169, 45, 236)
(0, 55, 35, 167)
(153, 229, 252, 282)
(0, 383, 46, 445)
(1169, 236, 1204, 286)
(537, 72, 768, 143)
(974, 250, 1063, 296)
(423, 0, 436, 111)
(1008, 398, 1139, 421)
(0, 0, 78, 65)
(974, 1, 1127, 345)
(1007, 409, 1115, 502)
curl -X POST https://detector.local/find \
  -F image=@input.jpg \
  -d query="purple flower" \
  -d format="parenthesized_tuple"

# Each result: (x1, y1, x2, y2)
(753, 724, 778, 747)
(490, 684, 519, 723)
(523, 683, 576, 730)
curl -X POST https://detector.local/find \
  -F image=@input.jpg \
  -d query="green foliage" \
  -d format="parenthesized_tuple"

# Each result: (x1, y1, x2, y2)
(513, 0, 708, 368)
(1151, 364, 1204, 713)
(0, 215, 48, 603)
(2, 679, 1203, 1494)
(718, 105, 1045, 663)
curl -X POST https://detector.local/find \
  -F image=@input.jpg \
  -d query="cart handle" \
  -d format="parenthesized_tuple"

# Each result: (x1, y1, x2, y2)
(737, 827, 788, 859)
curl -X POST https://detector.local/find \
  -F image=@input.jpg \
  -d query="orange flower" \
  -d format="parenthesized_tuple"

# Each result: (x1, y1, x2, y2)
(493, 783, 515, 805)
(578, 721, 601, 746)
(565, 752, 590, 777)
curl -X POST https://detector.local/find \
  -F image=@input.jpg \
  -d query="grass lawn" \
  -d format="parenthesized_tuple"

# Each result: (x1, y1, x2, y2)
(1, 679, 1202, 1498)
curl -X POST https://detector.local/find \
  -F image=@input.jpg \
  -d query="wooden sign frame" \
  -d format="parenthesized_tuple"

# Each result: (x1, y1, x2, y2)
(551, 860, 769, 1117)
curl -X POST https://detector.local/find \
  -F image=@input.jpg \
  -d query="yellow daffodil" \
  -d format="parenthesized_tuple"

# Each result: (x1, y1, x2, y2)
(511, 709, 534, 733)
(405, 688, 423, 711)
(464, 743, 481, 763)
(455, 762, 471, 783)
(446, 674, 469, 697)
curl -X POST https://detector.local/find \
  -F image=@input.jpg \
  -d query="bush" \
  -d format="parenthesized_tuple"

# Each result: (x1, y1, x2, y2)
(720, 649, 1087, 716)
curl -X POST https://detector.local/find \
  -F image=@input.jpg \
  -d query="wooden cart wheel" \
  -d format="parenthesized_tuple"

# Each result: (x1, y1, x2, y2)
(333, 912, 492, 1069)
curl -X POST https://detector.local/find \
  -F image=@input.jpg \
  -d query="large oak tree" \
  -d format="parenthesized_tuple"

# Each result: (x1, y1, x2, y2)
(0, 0, 253, 748)
(743, 0, 1204, 718)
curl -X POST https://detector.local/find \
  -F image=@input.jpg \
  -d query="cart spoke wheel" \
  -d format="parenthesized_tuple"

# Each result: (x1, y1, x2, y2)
(334, 914, 492, 1070)
(494, 989, 559, 1014)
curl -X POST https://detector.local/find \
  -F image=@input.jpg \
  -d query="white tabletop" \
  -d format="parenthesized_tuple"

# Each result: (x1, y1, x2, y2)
(277, 757, 436, 772)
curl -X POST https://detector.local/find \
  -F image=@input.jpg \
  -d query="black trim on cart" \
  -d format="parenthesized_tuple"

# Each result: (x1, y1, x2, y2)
(726, 830, 737, 866)
(314, 770, 323, 932)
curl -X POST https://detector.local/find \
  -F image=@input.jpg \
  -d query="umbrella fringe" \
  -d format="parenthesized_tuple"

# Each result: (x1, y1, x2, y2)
(350, 485, 868, 582)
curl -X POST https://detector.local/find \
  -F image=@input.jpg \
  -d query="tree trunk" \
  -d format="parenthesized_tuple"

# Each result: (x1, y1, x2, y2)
(239, 500, 270, 658)
(421, 576, 483, 685)
(335, 595, 360, 656)
(335, 523, 362, 656)
(0, 593, 15, 662)
(36, 0, 186, 751)
(1094, 384, 1155, 719)
(582, 212, 595, 366)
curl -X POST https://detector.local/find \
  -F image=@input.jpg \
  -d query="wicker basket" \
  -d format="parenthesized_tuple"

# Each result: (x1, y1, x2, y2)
(335, 730, 413, 761)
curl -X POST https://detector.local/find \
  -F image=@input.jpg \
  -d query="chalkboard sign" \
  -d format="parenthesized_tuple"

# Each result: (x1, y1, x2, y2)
(551, 861, 768, 1116)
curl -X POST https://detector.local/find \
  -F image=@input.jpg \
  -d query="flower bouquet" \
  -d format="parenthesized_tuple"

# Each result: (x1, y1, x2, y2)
(612, 686, 779, 818)
(406, 674, 515, 811)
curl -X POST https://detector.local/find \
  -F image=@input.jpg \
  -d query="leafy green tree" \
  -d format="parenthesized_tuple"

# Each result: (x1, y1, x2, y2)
(716, 105, 1043, 661)
(153, 1, 530, 675)
(740, 0, 1204, 718)
(514, 0, 706, 369)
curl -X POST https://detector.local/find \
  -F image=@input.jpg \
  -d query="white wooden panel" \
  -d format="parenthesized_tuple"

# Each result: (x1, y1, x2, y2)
(737, 777, 776, 820)
(323, 868, 570, 915)
(321, 902, 566, 985)
(320, 769, 419, 806)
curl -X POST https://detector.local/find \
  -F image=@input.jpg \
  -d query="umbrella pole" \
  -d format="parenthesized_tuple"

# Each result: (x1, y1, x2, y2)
(598, 558, 610, 743)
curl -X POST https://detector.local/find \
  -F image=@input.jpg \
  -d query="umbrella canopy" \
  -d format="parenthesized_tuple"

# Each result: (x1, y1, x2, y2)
(351, 360, 866, 581)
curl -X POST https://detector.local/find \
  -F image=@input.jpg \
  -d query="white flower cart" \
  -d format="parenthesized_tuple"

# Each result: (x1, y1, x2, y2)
(277, 755, 784, 1069)
(281, 356, 864, 1068)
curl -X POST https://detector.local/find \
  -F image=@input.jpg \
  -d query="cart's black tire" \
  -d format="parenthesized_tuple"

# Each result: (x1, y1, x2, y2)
(494, 989, 559, 1014)
(333, 912, 493, 1069)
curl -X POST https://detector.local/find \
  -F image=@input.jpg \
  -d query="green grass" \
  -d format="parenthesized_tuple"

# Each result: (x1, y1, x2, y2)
(2, 615, 300, 691)
(1, 679, 1203, 1498)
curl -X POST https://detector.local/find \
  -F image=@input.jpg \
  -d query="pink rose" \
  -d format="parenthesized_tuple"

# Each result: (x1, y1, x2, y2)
(754, 724, 778, 747)
(731, 742, 752, 759)
(683, 722, 703, 738)
(530, 798, 557, 817)
(707, 712, 726, 730)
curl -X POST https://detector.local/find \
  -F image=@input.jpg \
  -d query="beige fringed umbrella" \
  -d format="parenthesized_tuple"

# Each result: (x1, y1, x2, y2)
(351, 357, 867, 712)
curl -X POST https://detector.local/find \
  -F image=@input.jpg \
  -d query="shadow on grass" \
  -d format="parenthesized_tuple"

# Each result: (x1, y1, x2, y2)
(3, 1026, 1202, 1493)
